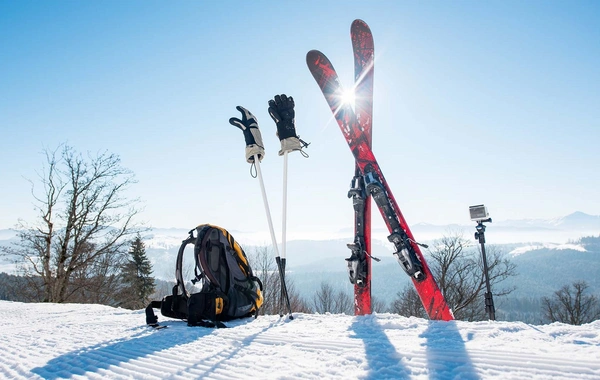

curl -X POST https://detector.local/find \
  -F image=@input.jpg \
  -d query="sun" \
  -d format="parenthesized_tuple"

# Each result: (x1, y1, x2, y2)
(339, 87, 355, 106)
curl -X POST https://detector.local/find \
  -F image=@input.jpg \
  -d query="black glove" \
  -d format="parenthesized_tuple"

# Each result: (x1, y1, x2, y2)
(268, 94, 303, 155)
(268, 94, 297, 140)
(229, 106, 265, 163)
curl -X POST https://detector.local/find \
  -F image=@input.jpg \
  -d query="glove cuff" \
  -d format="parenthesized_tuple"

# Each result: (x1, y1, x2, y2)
(278, 137, 303, 156)
(246, 145, 265, 163)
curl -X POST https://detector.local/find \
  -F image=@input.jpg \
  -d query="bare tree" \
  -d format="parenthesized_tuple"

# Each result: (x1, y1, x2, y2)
(286, 279, 312, 314)
(313, 281, 335, 313)
(542, 281, 600, 325)
(334, 288, 354, 315)
(150, 279, 175, 301)
(426, 232, 517, 321)
(67, 244, 124, 304)
(249, 246, 279, 315)
(0, 272, 37, 302)
(312, 281, 353, 314)
(389, 285, 427, 318)
(2, 145, 146, 304)
(371, 296, 388, 313)
(248, 245, 310, 315)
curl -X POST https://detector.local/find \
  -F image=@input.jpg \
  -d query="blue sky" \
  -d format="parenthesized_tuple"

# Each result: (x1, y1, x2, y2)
(1, 1, 599, 239)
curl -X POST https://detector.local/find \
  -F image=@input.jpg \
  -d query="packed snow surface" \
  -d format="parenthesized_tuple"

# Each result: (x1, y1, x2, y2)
(1, 301, 599, 379)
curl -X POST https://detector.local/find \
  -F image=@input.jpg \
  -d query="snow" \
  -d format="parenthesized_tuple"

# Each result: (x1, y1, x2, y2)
(509, 243, 587, 256)
(1, 301, 599, 379)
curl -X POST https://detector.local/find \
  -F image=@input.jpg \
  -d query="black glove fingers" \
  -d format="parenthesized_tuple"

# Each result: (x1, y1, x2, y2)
(229, 117, 245, 130)
(235, 105, 246, 119)
(282, 95, 294, 112)
(235, 105, 256, 123)
(269, 108, 281, 123)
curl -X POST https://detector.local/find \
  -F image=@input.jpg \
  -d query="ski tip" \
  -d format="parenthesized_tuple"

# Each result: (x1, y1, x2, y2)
(306, 49, 321, 63)
(351, 19, 371, 30)
(306, 50, 332, 71)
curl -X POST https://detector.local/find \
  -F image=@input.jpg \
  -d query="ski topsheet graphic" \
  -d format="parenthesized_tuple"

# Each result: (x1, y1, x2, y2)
(306, 20, 454, 321)
(347, 19, 374, 315)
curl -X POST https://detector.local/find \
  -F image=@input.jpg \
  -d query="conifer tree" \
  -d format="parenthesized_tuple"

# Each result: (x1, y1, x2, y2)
(119, 234, 155, 309)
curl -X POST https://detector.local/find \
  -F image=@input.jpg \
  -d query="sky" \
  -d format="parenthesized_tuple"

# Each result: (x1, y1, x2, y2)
(2, 301, 600, 379)
(1, 1, 599, 239)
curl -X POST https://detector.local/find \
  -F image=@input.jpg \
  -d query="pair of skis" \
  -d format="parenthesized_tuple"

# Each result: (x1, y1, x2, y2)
(307, 20, 453, 321)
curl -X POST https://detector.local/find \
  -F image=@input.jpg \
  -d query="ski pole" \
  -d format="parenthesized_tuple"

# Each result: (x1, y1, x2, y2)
(254, 156, 293, 319)
(268, 94, 310, 314)
(280, 150, 289, 314)
(230, 106, 293, 319)
(282, 150, 288, 263)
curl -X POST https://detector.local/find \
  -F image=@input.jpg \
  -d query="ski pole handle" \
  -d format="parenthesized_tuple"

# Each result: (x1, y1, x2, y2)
(229, 106, 265, 163)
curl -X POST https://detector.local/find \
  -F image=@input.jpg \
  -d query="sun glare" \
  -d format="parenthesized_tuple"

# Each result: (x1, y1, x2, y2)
(340, 88, 355, 106)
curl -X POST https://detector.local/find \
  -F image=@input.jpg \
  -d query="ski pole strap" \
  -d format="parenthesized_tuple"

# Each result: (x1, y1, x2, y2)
(297, 137, 310, 158)
(249, 161, 258, 178)
(299, 137, 310, 149)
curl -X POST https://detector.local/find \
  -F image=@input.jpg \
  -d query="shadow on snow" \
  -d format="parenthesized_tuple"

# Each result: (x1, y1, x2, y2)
(350, 316, 479, 379)
(349, 316, 411, 379)
(420, 320, 479, 380)
(31, 318, 267, 379)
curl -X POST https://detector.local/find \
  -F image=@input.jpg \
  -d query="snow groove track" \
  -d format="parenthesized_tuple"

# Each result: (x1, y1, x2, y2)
(0, 301, 599, 379)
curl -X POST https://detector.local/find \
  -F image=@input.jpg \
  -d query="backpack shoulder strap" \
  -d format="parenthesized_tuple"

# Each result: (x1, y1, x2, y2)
(194, 225, 229, 293)
(176, 229, 197, 296)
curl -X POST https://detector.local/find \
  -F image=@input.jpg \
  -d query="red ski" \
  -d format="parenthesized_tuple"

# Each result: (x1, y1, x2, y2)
(306, 32, 453, 321)
(349, 19, 374, 316)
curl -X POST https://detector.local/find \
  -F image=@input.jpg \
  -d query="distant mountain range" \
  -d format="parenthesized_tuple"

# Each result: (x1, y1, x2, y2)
(144, 211, 600, 250)
(498, 211, 600, 228)
(1, 211, 598, 245)
(1, 212, 598, 304)
(409, 211, 600, 244)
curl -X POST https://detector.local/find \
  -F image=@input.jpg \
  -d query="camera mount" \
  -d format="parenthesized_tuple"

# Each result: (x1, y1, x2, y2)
(470, 205, 495, 320)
